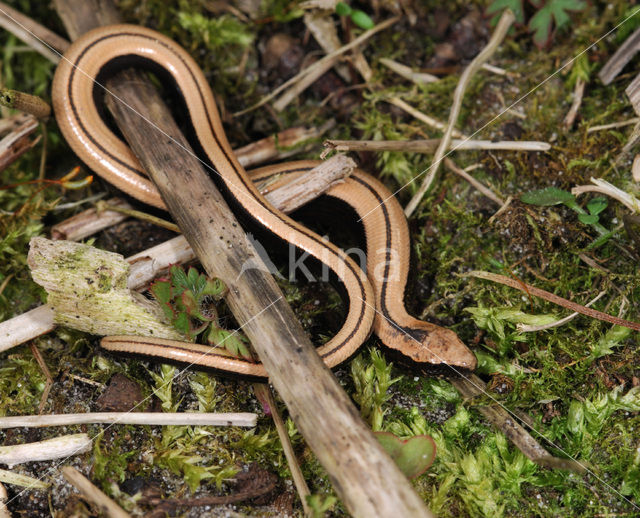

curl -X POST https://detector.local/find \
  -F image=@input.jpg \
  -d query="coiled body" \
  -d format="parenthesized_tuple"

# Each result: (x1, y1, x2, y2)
(52, 25, 476, 377)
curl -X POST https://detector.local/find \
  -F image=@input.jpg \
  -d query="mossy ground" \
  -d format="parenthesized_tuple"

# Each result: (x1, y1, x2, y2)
(1, 0, 640, 516)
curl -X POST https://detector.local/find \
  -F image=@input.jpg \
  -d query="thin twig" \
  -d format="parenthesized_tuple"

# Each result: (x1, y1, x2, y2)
(62, 467, 131, 518)
(572, 177, 640, 213)
(0, 412, 257, 428)
(404, 10, 515, 218)
(586, 117, 640, 133)
(0, 433, 91, 467)
(28, 342, 52, 414)
(254, 384, 311, 516)
(563, 78, 585, 130)
(386, 97, 467, 138)
(0, 1, 69, 63)
(235, 16, 399, 116)
(0, 482, 8, 518)
(0, 113, 39, 172)
(444, 158, 504, 205)
(518, 291, 607, 332)
(95, 200, 180, 233)
(464, 270, 640, 332)
(379, 57, 438, 85)
(0, 89, 50, 119)
(323, 138, 550, 154)
(0, 468, 49, 489)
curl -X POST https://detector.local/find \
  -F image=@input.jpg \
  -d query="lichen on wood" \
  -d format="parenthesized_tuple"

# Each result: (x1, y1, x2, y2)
(27, 236, 185, 340)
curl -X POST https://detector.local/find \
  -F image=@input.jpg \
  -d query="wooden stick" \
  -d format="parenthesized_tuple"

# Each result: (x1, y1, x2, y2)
(0, 433, 91, 467)
(450, 374, 585, 472)
(236, 16, 399, 116)
(379, 57, 438, 85)
(464, 270, 640, 332)
(0, 113, 39, 172)
(0, 1, 69, 63)
(324, 137, 550, 154)
(0, 89, 51, 119)
(386, 97, 467, 138)
(62, 467, 131, 518)
(444, 157, 504, 206)
(587, 117, 640, 133)
(0, 469, 49, 490)
(0, 482, 8, 518)
(54, 2, 432, 515)
(404, 9, 515, 218)
(599, 26, 640, 85)
(253, 384, 311, 515)
(562, 77, 585, 130)
(0, 412, 257, 429)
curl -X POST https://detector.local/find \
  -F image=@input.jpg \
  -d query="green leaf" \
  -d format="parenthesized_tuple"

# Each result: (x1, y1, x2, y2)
(207, 327, 253, 361)
(173, 311, 191, 338)
(374, 431, 436, 479)
(150, 279, 172, 304)
(350, 10, 374, 30)
(202, 277, 227, 298)
(486, 0, 525, 25)
(590, 325, 632, 359)
(520, 187, 575, 206)
(335, 2, 352, 16)
(586, 196, 608, 216)
(169, 264, 189, 295)
(528, 0, 587, 48)
(578, 213, 599, 225)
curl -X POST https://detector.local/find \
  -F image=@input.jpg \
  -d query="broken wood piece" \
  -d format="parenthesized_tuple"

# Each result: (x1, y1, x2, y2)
(387, 97, 467, 138)
(0, 433, 91, 467)
(0, 468, 49, 489)
(62, 467, 131, 518)
(0, 113, 39, 172)
(0, 482, 8, 518)
(304, 12, 371, 82)
(324, 137, 550, 154)
(563, 77, 585, 130)
(51, 197, 133, 241)
(0, 1, 70, 63)
(626, 71, 640, 116)
(379, 57, 438, 84)
(0, 412, 257, 429)
(599, 26, 640, 85)
(28, 237, 186, 340)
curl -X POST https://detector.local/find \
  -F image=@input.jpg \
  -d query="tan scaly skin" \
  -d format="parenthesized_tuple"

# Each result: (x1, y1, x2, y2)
(53, 25, 476, 378)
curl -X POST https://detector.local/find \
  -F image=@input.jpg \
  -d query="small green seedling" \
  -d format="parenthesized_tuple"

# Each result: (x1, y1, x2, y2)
(374, 431, 436, 479)
(520, 187, 612, 247)
(487, 0, 587, 48)
(150, 265, 253, 360)
(335, 2, 374, 30)
(306, 493, 338, 517)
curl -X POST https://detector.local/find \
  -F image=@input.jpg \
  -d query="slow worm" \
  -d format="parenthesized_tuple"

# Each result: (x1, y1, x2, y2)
(52, 25, 476, 378)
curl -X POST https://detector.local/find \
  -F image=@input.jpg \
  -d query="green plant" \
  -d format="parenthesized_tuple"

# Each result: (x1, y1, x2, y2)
(350, 348, 401, 431)
(374, 431, 436, 479)
(487, 0, 587, 48)
(520, 187, 613, 247)
(150, 265, 253, 360)
(335, 2, 374, 30)
(307, 493, 338, 517)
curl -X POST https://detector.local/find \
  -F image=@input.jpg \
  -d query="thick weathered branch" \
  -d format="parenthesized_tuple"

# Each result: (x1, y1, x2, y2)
(52, 1, 432, 515)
